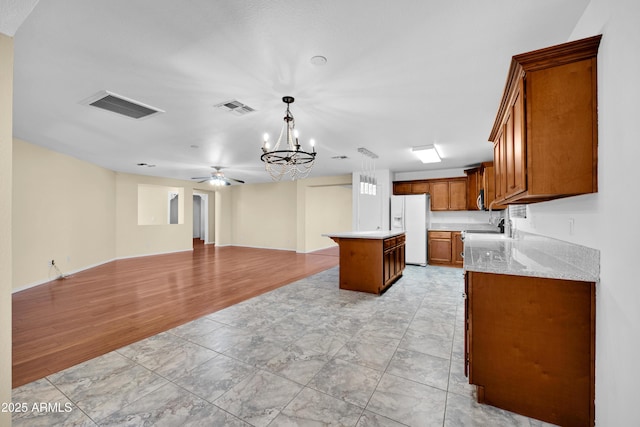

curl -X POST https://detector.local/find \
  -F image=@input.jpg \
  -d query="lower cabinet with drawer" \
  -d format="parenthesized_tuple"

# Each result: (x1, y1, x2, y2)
(428, 231, 463, 268)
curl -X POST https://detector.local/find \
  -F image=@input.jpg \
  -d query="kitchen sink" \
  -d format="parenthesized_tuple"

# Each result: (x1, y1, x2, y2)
(464, 232, 512, 241)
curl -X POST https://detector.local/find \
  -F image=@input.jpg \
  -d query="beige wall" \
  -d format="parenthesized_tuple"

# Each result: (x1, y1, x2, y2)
(304, 185, 352, 252)
(214, 187, 232, 246)
(12, 140, 221, 288)
(218, 174, 352, 252)
(12, 139, 117, 290)
(228, 180, 298, 250)
(115, 173, 195, 259)
(295, 174, 352, 253)
(0, 32, 13, 427)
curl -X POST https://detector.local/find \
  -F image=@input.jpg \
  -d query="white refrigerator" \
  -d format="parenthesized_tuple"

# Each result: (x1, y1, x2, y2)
(391, 194, 428, 265)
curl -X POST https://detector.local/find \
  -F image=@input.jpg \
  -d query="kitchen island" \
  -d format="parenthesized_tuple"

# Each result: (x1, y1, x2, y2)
(323, 231, 405, 294)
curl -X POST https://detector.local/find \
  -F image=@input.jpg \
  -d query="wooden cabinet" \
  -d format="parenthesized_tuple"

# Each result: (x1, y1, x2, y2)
(427, 230, 463, 268)
(465, 162, 505, 211)
(465, 271, 595, 426)
(429, 178, 467, 211)
(481, 162, 504, 210)
(329, 233, 405, 295)
(452, 232, 464, 267)
(464, 167, 482, 211)
(394, 178, 467, 211)
(393, 180, 429, 195)
(427, 231, 452, 265)
(489, 35, 601, 205)
(383, 234, 405, 288)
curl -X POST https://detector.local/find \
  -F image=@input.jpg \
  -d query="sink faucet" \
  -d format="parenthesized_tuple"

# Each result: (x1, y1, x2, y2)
(488, 200, 497, 225)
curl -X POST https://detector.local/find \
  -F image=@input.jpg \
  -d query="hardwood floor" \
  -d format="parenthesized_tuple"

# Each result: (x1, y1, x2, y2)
(12, 242, 339, 388)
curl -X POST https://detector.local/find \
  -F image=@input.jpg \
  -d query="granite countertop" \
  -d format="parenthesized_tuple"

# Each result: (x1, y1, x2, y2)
(323, 230, 405, 240)
(429, 223, 501, 233)
(463, 231, 599, 282)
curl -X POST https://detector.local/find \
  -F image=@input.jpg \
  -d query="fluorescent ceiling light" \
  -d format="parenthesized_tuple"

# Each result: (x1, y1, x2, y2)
(412, 145, 441, 163)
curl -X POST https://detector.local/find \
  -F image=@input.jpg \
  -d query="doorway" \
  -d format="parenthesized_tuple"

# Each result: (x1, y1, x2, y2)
(192, 193, 210, 245)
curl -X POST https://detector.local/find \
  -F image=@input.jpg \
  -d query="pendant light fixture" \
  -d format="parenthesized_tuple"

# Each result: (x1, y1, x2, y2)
(260, 96, 317, 181)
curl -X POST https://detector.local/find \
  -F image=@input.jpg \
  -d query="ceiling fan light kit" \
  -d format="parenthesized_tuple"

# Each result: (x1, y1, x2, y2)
(192, 166, 245, 186)
(260, 96, 317, 181)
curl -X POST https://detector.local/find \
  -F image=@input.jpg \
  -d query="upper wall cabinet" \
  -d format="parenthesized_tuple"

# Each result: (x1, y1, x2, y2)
(393, 180, 429, 195)
(393, 178, 467, 211)
(430, 178, 467, 211)
(489, 35, 601, 205)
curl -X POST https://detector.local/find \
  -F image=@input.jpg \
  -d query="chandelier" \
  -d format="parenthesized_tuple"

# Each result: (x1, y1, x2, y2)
(261, 96, 317, 180)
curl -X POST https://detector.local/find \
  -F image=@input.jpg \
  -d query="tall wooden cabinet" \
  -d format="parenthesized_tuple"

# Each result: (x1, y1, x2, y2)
(489, 35, 601, 205)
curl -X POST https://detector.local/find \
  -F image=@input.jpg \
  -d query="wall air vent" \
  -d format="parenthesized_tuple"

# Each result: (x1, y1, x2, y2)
(81, 91, 164, 119)
(214, 99, 255, 116)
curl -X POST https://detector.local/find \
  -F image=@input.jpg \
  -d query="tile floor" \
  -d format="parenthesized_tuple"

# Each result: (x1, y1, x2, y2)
(12, 265, 557, 426)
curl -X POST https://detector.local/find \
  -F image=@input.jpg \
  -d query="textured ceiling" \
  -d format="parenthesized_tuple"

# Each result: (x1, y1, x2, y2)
(11, 0, 590, 184)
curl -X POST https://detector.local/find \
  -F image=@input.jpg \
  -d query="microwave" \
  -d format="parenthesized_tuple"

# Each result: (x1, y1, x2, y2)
(477, 189, 485, 210)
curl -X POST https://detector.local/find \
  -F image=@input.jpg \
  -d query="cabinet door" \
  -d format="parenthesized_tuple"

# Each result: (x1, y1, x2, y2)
(393, 182, 411, 195)
(505, 84, 526, 199)
(449, 180, 467, 210)
(466, 169, 480, 210)
(483, 164, 496, 209)
(411, 181, 429, 194)
(494, 129, 507, 202)
(453, 232, 464, 266)
(464, 272, 470, 377)
(428, 233, 452, 263)
(430, 182, 449, 211)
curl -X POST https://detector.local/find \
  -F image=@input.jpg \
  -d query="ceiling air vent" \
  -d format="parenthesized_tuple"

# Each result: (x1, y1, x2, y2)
(214, 99, 255, 116)
(81, 91, 164, 119)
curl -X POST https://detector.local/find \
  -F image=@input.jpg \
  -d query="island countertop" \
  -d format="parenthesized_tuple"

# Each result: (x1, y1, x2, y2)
(323, 230, 405, 240)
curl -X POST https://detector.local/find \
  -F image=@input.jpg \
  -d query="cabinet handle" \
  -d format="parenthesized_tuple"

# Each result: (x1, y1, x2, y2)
(462, 292, 467, 299)
(460, 252, 464, 259)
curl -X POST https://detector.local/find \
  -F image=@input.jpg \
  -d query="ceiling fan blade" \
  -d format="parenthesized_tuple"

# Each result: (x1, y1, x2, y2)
(191, 176, 211, 180)
(227, 177, 245, 184)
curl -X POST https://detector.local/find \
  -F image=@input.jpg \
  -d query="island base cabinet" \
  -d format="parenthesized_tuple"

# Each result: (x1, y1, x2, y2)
(465, 271, 595, 427)
(333, 235, 405, 295)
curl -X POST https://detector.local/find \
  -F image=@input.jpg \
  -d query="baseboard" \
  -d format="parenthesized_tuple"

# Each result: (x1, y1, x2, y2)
(13, 258, 117, 293)
(116, 248, 193, 261)
(12, 248, 194, 294)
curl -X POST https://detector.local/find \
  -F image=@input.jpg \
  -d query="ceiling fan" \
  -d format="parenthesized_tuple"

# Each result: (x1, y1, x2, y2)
(192, 166, 245, 186)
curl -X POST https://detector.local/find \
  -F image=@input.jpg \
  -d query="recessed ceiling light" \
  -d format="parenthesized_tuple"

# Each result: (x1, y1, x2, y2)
(310, 55, 327, 66)
(412, 145, 441, 163)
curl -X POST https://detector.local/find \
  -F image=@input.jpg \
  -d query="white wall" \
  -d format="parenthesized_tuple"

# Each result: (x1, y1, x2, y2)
(394, 167, 467, 181)
(510, 1, 639, 424)
(352, 169, 392, 231)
